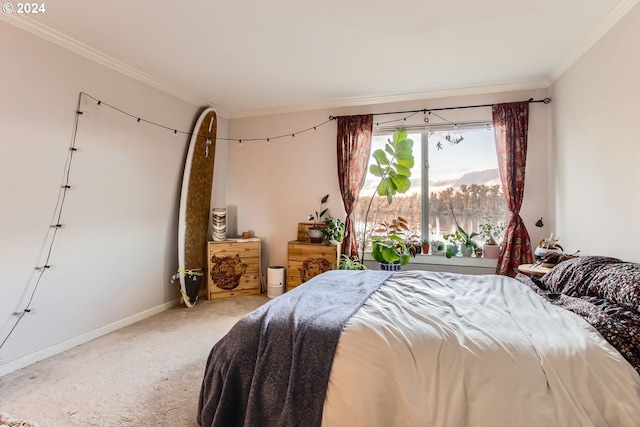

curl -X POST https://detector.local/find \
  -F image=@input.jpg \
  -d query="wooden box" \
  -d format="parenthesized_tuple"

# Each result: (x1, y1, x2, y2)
(287, 240, 338, 291)
(208, 239, 261, 299)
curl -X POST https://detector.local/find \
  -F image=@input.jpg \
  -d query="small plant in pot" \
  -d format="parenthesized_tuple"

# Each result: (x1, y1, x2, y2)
(444, 227, 479, 258)
(421, 238, 430, 255)
(444, 204, 479, 258)
(307, 194, 329, 243)
(479, 220, 505, 259)
(405, 232, 422, 257)
(321, 216, 345, 245)
(430, 240, 445, 255)
(370, 216, 411, 270)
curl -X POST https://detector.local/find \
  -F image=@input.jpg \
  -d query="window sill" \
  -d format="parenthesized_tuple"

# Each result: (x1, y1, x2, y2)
(363, 253, 498, 274)
(364, 253, 497, 267)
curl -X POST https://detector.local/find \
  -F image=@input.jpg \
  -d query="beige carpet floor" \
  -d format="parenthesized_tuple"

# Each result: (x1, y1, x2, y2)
(0, 295, 267, 427)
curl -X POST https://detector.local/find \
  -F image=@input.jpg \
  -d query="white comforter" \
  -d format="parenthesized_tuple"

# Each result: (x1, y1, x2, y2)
(322, 270, 640, 427)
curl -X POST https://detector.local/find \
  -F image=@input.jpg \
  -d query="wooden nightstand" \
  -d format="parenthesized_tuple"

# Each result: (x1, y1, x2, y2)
(287, 241, 339, 291)
(207, 239, 261, 299)
(517, 263, 552, 277)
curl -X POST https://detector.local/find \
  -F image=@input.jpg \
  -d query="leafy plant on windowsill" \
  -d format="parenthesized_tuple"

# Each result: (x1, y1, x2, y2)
(443, 204, 479, 258)
(370, 216, 411, 266)
(443, 228, 478, 257)
(404, 232, 422, 257)
(430, 240, 445, 253)
(479, 220, 505, 246)
(360, 128, 415, 266)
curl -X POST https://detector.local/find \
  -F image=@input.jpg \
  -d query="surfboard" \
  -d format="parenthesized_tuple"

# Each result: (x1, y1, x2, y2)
(173, 108, 217, 307)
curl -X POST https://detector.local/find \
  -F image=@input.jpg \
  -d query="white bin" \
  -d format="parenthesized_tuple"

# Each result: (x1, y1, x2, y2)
(267, 266, 285, 298)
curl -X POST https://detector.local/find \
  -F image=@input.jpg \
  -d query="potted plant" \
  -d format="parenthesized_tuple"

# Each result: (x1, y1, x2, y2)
(307, 194, 329, 243)
(421, 238, 430, 255)
(370, 216, 411, 270)
(321, 216, 345, 245)
(444, 204, 479, 258)
(430, 240, 445, 255)
(334, 254, 367, 270)
(359, 128, 415, 269)
(405, 233, 422, 257)
(479, 220, 505, 259)
(443, 228, 478, 257)
(444, 241, 459, 258)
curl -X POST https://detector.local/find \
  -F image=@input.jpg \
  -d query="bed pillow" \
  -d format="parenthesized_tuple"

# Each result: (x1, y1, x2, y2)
(583, 262, 640, 312)
(541, 256, 622, 294)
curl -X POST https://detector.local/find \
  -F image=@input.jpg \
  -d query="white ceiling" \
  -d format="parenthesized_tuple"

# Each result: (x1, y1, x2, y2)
(3, 0, 636, 117)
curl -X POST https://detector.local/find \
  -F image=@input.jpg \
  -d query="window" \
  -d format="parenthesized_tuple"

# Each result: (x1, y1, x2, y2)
(356, 125, 508, 249)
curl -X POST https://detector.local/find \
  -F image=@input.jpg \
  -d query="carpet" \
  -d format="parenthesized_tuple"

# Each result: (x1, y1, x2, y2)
(0, 414, 38, 427)
(0, 296, 267, 426)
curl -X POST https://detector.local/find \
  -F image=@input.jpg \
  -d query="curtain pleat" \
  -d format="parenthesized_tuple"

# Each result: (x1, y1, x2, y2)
(492, 102, 533, 276)
(336, 115, 373, 258)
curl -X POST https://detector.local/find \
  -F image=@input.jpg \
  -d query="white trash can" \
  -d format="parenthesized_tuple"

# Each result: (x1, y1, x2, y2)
(267, 266, 285, 298)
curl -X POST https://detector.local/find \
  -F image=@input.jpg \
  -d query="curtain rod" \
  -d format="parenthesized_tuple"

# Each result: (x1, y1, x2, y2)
(329, 97, 551, 120)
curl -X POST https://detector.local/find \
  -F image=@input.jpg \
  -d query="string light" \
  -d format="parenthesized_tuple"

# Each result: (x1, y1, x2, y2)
(78, 92, 336, 144)
(0, 92, 83, 352)
(79, 92, 548, 145)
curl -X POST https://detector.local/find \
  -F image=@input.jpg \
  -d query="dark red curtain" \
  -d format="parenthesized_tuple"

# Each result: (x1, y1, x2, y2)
(336, 115, 373, 258)
(492, 102, 533, 276)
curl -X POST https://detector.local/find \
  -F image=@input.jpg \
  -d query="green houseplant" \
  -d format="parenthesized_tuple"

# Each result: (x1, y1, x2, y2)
(443, 204, 479, 258)
(404, 232, 422, 257)
(444, 227, 478, 257)
(307, 194, 329, 243)
(360, 128, 415, 269)
(479, 220, 505, 259)
(370, 217, 411, 269)
(430, 240, 445, 254)
(421, 238, 430, 254)
(322, 217, 346, 245)
(334, 254, 368, 270)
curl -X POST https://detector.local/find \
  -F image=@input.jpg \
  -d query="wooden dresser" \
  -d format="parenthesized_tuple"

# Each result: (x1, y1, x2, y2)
(207, 239, 261, 299)
(287, 241, 338, 291)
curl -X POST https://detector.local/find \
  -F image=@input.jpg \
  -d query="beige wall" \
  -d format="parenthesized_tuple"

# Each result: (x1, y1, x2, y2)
(228, 89, 552, 268)
(551, 2, 640, 262)
(0, 21, 228, 373)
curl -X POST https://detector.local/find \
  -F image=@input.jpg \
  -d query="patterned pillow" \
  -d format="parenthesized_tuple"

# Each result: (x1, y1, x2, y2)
(585, 262, 640, 312)
(541, 256, 622, 294)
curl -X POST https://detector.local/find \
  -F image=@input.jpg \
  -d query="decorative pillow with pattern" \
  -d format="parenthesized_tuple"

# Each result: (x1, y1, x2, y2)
(584, 262, 640, 312)
(541, 256, 621, 294)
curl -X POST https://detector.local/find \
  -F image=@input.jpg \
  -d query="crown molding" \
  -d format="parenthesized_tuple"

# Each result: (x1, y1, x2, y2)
(0, 13, 228, 118)
(548, 0, 640, 83)
(6, 0, 633, 121)
(229, 79, 550, 119)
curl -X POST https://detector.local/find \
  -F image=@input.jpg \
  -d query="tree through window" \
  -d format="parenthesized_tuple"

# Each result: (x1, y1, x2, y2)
(356, 125, 508, 252)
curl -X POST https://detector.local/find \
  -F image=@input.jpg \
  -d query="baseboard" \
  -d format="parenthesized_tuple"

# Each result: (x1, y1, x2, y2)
(0, 298, 180, 377)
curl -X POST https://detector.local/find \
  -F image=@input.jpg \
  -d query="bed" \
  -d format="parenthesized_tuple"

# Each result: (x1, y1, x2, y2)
(197, 256, 640, 427)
